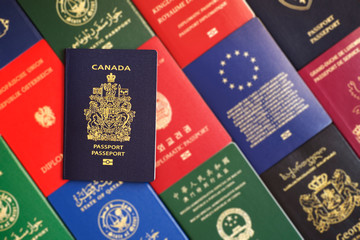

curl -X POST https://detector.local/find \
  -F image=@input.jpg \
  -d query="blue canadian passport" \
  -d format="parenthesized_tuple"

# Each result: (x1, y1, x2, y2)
(48, 181, 188, 239)
(0, 0, 41, 69)
(184, 18, 331, 174)
(246, 0, 360, 69)
(63, 49, 157, 181)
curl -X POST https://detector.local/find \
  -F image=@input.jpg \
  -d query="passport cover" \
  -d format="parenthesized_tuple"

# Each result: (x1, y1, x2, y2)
(246, 0, 360, 69)
(48, 181, 188, 239)
(0, 39, 67, 197)
(299, 27, 360, 158)
(161, 143, 302, 239)
(138, 36, 231, 194)
(63, 49, 157, 181)
(0, 0, 41, 69)
(261, 124, 360, 240)
(132, 0, 254, 68)
(184, 18, 331, 174)
(17, 0, 154, 61)
(0, 137, 73, 240)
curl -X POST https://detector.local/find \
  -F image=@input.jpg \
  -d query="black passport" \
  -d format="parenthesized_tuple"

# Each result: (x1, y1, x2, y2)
(63, 49, 157, 181)
(246, 0, 360, 69)
(261, 124, 360, 239)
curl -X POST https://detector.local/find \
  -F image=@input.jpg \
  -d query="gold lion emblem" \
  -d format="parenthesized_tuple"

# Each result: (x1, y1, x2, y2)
(84, 73, 135, 142)
(300, 169, 360, 233)
(34, 106, 56, 128)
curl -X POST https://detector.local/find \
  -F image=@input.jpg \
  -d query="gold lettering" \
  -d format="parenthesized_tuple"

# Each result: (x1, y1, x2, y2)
(91, 64, 131, 71)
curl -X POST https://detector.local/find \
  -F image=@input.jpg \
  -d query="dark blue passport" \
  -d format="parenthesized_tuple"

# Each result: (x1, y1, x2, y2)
(184, 18, 331, 174)
(63, 49, 157, 181)
(48, 181, 188, 239)
(246, 0, 360, 69)
(0, 0, 41, 69)
(261, 124, 360, 239)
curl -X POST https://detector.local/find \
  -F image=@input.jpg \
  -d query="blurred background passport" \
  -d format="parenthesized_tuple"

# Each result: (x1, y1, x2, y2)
(63, 49, 157, 182)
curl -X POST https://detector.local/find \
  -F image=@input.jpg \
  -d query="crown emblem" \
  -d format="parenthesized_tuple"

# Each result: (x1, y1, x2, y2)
(300, 169, 360, 233)
(308, 173, 328, 191)
(107, 72, 116, 82)
(84, 73, 135, 142)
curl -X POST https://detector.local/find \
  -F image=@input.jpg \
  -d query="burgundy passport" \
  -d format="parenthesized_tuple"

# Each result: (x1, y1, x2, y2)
(299, 27, 360, 158)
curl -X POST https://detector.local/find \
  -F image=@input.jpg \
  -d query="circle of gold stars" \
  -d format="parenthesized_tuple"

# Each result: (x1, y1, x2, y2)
(219, 50, 260, 91)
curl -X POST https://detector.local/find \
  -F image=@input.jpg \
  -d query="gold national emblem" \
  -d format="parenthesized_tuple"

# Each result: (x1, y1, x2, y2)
(0, 190, 19, 232)
(0, 18, 9, 38)
(216, 208, 254, 240)
(84, 73, 135, 142)
(299, 169, 360, 233)
(156, 92, 172, 130)
(278, 0, 312, 11)
(35, 106, 56, 128)
(56, 0, 97, 26)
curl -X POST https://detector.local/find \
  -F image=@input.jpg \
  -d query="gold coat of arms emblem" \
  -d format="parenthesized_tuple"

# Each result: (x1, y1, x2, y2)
(299, 169, 360, 233)
(84, 73, 135, 142)
(278, 0, 312, 11)
(0, 18, 9, 38)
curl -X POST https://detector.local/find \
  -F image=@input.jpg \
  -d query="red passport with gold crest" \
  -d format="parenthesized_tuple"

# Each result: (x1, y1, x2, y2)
(299, 27, 360, 158)
(139, 36, 231, 193)
(0, 40, 67, 196)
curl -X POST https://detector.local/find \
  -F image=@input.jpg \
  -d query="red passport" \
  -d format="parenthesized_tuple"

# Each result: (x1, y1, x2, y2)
(0, 40, 67, 196)
(299, 27, 360, 158)
(139, 37, 231, 193)
(133, 0, 254, 68)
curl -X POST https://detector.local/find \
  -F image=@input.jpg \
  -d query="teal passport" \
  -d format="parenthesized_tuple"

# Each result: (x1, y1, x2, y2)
(63, 49, 157, 182)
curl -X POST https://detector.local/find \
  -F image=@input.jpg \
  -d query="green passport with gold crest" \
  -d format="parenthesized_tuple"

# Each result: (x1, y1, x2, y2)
(0, 136, 73, 239)
(160, 143, 302, 239)
(63, 48, 157, 182)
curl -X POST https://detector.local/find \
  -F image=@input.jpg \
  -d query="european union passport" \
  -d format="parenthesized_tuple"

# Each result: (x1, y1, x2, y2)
(63, 49, 157, 182)
(184, 18, 331, 174)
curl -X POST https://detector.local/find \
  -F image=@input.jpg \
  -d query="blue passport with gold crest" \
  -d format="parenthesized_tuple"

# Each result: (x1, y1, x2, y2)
(184, 18, 331, 174)
(48, 181, 188, 239)
(0, 0, 41, 69)
(63, 49, 157, 182)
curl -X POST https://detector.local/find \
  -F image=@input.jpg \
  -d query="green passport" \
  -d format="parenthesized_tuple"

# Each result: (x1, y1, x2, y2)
(0, 137, 73, 239)
(17, 0, 153, 60)
(160, 143, 303, 239)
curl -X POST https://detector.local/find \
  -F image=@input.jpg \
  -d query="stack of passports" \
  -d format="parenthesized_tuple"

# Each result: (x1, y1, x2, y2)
(184, 18, 331, 174)
(262, 124, 360, 239)
(0, 137, 73, 239)
(63, 49, 157, 182)
(246, 0, 360, 69)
